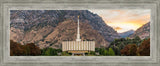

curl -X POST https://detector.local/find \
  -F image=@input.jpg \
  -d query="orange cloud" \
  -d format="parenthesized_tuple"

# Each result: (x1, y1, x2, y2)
(106, 20, 149, 33)
(89, 9, 150, 33)
(114, 27, 123, 31)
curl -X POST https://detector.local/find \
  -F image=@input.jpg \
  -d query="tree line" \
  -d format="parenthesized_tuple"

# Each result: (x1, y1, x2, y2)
(10, 36, 150, 56)
(10, 40, 41, 56)
(109, 36, 150, 56)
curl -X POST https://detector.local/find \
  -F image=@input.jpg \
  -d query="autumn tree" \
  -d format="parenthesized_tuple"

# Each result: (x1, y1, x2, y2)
(137, 38, 150, 56)
(109, 36, 142, 56)
(23, 43, 41, 56)
(10, 40, 41, 56)
(121, 44, 137, 56)
(10, 40, 24, 56)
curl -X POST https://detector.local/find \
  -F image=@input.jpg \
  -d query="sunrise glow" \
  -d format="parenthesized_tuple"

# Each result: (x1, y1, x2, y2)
(89, 9, 150, 33)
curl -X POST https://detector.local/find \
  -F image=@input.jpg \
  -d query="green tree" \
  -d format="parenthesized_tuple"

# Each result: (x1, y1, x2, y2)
(44, 48, 58, 56)
(99, 48, 105, 55)
(104, 50, 108, 56)
(133, 36, 141, 45)
(108, 48, 115, 56)
(87, 51, 96, 56)
(61, 51, 70, 56)
(41, 48, 46, 55)
(134, 36, 141, 41)
(98, 48, 115, 56)
(110, 46, 120, 55)
(90, 51, 95, 55)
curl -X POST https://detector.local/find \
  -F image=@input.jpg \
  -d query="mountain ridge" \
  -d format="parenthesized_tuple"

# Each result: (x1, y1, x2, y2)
(10, 10, 120, 49)
(118, 30, 134, 38)
(130, 22, 150, 39)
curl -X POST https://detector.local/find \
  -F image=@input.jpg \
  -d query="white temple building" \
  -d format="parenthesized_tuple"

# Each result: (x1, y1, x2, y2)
(62, 16, 95, 56)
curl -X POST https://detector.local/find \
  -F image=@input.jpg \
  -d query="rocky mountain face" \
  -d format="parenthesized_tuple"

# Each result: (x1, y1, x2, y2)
(10, 10, 120, 49)
(130, 22, 150, 39)
(43, 20, 109, 49)
(118, 30, 134, 38)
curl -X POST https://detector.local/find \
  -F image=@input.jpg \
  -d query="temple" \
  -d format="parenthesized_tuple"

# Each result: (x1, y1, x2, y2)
(62, 16, 95, 56)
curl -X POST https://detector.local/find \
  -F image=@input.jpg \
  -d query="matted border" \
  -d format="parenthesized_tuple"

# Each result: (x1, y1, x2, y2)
(0, 0, 160, 66)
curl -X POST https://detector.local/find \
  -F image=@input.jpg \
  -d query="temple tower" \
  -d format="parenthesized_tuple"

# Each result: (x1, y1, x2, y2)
(76, 15, 81, 41)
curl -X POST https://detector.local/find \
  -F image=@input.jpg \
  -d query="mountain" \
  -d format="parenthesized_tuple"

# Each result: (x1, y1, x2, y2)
(43, 19, 109, 49)
(118, 30, 134, 38)
(130, 22, 150, 39)
(10, 10, 120, 49)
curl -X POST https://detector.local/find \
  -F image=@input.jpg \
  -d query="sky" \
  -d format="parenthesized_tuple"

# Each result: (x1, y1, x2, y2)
(89, 9, 150, 33)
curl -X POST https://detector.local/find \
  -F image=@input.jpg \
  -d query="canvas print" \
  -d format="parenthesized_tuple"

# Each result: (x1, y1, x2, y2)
(10, 10, 150, 56)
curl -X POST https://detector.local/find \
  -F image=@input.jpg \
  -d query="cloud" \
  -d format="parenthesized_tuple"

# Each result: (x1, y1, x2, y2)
(89, 9, 150, 33)
(114, 27, 122, 30)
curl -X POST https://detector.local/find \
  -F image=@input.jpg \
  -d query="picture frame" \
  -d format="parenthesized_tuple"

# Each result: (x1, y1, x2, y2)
(0, 0, 160, 66)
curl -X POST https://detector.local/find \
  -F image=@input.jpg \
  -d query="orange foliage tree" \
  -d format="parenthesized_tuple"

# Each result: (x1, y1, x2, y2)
(137, 38, 150, 56)
(23, 43, 41, 56)
(10, 40, 24, 56)
(120, 44, 137, 56)
(10, 40, 41, 56)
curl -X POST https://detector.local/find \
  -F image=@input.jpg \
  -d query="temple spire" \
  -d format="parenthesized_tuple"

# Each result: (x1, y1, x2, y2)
(76, 15, 81, 41)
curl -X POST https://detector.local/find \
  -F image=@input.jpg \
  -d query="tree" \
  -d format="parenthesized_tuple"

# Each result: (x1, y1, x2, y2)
(41, 48, 47, 55)
(108, 48, 115, 56)
(99, 48, 105, 55)
(137, 38, 150, 56)
(43, 48, 58, 56)
(110, 46, 120, 55)
(104, 50, 108, 56)
(95, 48, 99, 52)
(23, 43, 41, 56)
(41, 48, 63, 56)
(134, 36, 141, 40)
(121, 44, 137, 56)
(87, 51, 96, 56)
(98, 48, 115, 56)
(89, 51, 95, 55)
(10, 40, 41, 56)
(10, 40, 24, 56)
(133, 36, 141, 45)
(61, 51, 70, 56)
(118, 43, 125, 50)
(109, 36, 142, 56)
(44, 48, 52, 56)
(56, 49, 62, 53)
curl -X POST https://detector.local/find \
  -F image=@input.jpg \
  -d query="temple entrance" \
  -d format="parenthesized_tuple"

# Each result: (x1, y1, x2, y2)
(68, 50, 88, 56)
(72, 53, 85, 56)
